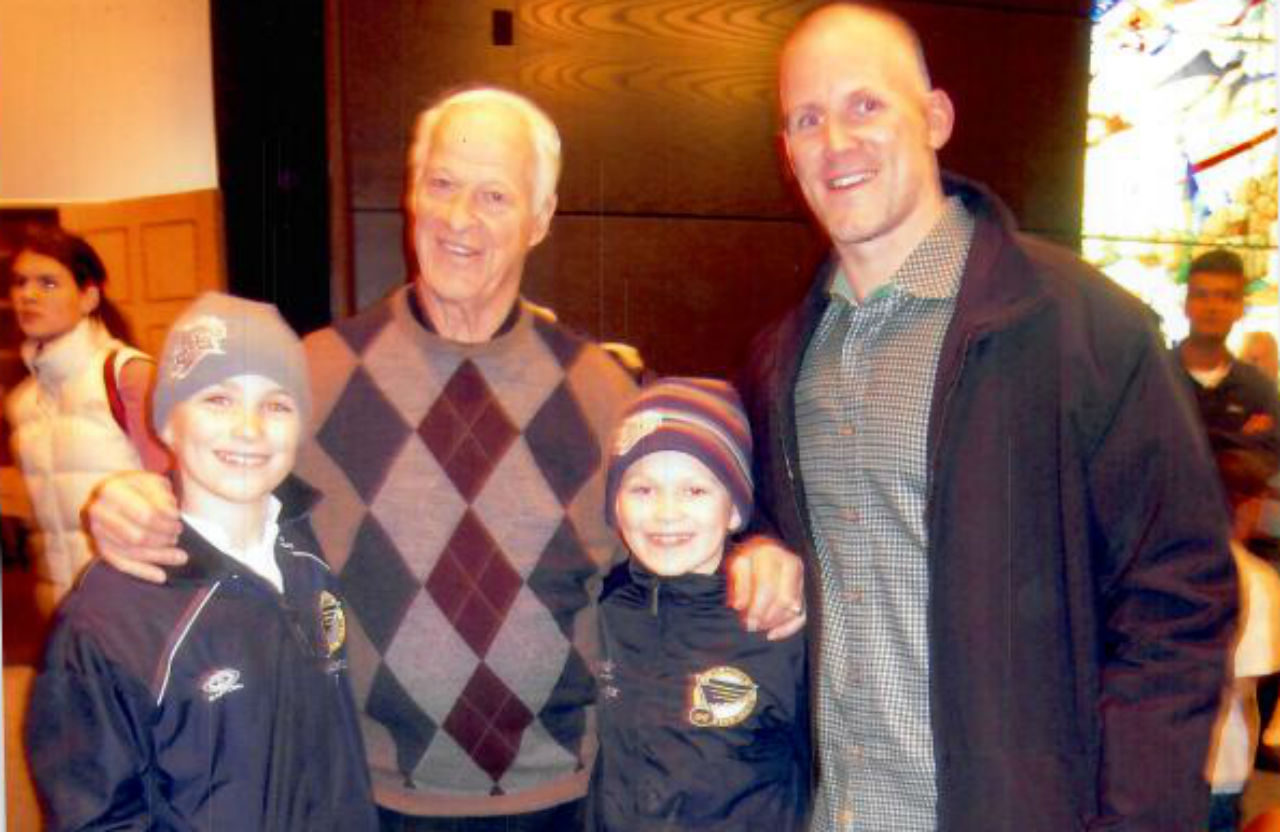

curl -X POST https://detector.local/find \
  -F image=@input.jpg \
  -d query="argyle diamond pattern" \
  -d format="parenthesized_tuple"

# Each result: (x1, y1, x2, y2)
(443, 663, 535, 786)
(316, 366, 411, 502)
(302, 292, 638, 809)
(526, 519, 594, 638)
(367, 663, 438, 784)
(426, 511, 522, 657)
(339, 514, 419, 654)
(419, 360, 518, 502)
(532, 315, 583, 370)
(524, 384, 600, 506)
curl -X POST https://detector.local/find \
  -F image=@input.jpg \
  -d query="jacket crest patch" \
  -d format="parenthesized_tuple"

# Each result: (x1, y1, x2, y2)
(688, 665, 757, 727)
(200, 667, 244, 702)
(319, 590, 346, 657)
(167, 315, 227, 380)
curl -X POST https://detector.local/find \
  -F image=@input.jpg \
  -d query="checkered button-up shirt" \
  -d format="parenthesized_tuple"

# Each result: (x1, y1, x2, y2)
(796, 198, 974, 831)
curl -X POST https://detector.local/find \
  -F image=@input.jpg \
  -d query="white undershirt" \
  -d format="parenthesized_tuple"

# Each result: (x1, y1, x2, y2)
(183, 496, 285, 593)
(1189, 362, 1231, 389)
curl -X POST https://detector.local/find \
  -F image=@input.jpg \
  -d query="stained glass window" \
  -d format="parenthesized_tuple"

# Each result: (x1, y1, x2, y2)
(1083, 0, 1277, 349)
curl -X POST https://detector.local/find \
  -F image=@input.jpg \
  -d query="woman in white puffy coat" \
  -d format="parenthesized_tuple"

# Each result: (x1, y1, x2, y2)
(5, 224, 167, 614)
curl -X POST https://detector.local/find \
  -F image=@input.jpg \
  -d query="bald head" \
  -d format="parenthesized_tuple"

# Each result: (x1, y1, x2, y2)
(777, 1, 954, 290)
(783, 3, 933, 97)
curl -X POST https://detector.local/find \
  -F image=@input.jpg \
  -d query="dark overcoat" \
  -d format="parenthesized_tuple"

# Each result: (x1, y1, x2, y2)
(740, 175, 1238, 831)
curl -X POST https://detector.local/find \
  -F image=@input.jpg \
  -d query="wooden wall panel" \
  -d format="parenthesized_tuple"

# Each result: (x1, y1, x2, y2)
(523, 214, 828, 375)
(61, 189, 228, 357)
(336, 0, 1093, 373)
(351, 211, 410, 311)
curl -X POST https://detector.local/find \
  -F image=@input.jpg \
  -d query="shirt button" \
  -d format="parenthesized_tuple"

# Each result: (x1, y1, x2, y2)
(845, 588, 864, 603)
(839, 808, 855, 826)
(839, 424, 854, 437)
(842, 508, 859, 522)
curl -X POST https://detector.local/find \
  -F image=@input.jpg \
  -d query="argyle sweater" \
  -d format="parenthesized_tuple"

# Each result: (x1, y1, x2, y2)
(296, 286, 636, 817)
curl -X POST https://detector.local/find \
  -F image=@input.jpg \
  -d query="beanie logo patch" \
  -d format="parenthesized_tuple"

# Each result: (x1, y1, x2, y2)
(168, 316, 228, 381)
(688, 665, 757, 727)
(614, 411, 664, 456)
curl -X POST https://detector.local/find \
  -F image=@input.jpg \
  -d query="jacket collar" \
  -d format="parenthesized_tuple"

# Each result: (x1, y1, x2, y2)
(22, 317, 111, 387)
(941, 172, 1049, 337)
(795, 173, 1048, 337)
(165, 475, 321, 586)
(626, 558, 728, 601)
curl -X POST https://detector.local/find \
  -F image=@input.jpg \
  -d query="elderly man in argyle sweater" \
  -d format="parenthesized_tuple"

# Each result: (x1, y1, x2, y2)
(86, 87, 805, 831)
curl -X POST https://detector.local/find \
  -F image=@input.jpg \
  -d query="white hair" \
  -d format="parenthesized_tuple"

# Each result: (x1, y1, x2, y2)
(406, 87, 562, 213)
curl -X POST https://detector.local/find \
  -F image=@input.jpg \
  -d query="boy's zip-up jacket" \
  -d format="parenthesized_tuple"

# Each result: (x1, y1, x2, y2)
(27, 477, 378, 832)
(590, 561, 809, 831)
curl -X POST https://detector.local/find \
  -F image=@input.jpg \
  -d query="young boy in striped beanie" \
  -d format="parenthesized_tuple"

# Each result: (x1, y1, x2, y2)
(590, 377, 809, 831)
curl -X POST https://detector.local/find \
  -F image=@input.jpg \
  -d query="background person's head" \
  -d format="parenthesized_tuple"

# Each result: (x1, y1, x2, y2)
(6, 224, 113, 345)
(1184, 248, 1246, 344)
(404, 87, 560, 340)
(605, 378, 753, 577)
(153, 292, 312, 516)
(779, 3, 954, 267)
(1240, 331, 1278, 382)
(1214, 448, 1275, 542)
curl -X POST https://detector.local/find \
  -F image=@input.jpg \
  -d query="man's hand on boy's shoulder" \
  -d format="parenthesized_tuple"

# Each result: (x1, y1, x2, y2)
(727, 535, 806, 641)
(88, 471, 186, 584)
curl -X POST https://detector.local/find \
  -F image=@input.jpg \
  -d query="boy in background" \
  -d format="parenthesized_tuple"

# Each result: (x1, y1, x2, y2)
(26, 292, 377, 831)
(592, 378, 808, 831)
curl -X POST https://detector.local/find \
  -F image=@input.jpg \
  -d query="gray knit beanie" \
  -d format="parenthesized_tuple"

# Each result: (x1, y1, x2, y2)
(152, 291, 311, 431)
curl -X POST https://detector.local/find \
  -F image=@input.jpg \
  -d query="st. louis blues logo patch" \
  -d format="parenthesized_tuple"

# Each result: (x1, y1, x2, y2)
(319, 591, 346, 657)
(688, 665, 757, 727)
(167, 315, 227, 380)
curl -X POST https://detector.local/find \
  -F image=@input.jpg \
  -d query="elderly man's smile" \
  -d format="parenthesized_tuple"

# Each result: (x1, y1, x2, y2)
(438, 238, 480, 258)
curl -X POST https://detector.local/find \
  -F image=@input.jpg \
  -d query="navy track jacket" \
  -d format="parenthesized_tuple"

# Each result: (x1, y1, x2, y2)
(590, 561, 809, 831)
(27, 477, 377, 831)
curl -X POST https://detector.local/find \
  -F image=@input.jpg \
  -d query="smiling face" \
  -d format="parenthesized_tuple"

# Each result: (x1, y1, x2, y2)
(9, 249, 99, 343)
(164, 374, 302, 519)
(780, 7, 953, 276)
(614, 450, 742, 577)
(408, 100, 555, 332)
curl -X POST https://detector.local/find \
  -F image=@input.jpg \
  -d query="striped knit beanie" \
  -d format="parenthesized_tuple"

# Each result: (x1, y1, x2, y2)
(605, 377, 753, 529)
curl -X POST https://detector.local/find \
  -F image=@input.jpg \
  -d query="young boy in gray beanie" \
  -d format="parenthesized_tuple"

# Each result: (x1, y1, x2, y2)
(590, 377, 809, 831)
(27, 292, 377, 831)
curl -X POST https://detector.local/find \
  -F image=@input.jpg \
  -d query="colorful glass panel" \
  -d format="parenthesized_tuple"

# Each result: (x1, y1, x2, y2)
(1083, 0, 1277, 347)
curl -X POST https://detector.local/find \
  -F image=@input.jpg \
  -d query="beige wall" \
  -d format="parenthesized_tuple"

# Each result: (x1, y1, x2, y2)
(0, 0, 217, 201)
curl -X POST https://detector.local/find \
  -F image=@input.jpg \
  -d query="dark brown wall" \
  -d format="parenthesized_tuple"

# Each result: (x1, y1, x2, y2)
(334, 0, 1092, 376)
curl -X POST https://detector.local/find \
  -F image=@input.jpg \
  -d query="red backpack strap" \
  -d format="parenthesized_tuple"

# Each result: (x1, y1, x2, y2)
(103, 349, 129, 432)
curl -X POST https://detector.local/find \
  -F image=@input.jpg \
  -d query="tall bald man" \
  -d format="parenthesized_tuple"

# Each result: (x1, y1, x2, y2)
(740, 4, 1238, 830)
